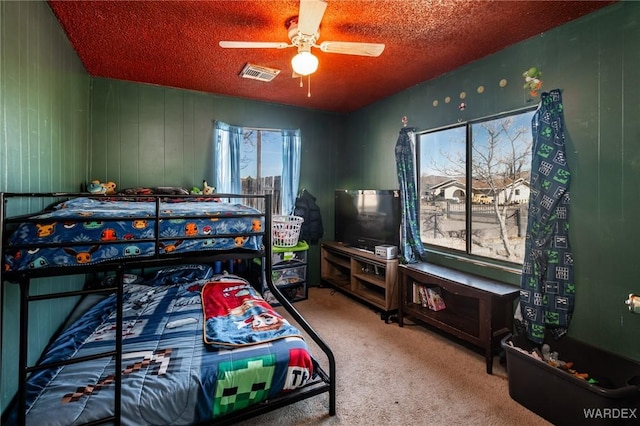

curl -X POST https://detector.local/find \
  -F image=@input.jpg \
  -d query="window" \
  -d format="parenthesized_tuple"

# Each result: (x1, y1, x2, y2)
(418, 108, 536, 265)
(214, 122, 300, 216)
(240, 129, 283, 214)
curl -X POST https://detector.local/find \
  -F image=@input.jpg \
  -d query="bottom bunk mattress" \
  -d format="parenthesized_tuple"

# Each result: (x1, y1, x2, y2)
(10, 267, 315, 425)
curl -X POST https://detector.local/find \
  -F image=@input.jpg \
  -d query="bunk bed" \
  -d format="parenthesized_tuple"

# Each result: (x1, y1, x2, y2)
(0, 192, 336, 426)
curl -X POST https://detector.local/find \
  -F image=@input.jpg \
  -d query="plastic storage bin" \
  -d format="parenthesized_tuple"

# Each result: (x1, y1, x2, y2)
(257, 240, 309, 305)
(271, 265, 306, 286)
(280, 284, 306, 302)
(272, 241, 309, 266)
(502, 334, 640, 425)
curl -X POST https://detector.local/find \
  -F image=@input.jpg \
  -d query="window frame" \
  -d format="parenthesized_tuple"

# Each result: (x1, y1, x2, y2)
(417, 105, 537, 270)
(239, 127, 284, 215)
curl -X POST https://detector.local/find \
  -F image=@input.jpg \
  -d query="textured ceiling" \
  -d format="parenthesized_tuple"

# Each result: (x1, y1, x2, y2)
(48, 0, 615, 113)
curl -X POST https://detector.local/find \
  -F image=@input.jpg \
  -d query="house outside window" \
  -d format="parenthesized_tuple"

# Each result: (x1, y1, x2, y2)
(418, 108, 536, 265)
(240, 129, 283, 214)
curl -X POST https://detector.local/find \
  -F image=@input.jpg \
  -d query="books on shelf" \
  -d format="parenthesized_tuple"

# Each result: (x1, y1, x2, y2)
(425, 287, 446, 311)
(412, 282, 446, 311)
(412, 282, 424, 306)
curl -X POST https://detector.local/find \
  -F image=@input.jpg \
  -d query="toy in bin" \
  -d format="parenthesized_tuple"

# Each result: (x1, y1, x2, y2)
(272, 215, 304, 247)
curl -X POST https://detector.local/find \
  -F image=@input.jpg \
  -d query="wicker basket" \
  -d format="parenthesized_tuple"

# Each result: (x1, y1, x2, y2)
(272, 215, 304, 247)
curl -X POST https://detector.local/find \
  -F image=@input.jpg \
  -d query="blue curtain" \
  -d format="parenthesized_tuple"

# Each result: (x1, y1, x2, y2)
(518, 89, 574, 344)
(214, 122, 300, 213)
(395, 127, 427, 263)
(213, 121, 242, 194)
(281, 129, 301, 215)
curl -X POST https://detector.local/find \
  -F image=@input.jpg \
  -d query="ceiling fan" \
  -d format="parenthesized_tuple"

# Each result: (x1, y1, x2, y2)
(218, 0, 385, 77)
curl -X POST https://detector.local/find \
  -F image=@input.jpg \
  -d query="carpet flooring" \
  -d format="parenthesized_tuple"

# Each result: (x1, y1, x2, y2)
(237, 287, 550, 425)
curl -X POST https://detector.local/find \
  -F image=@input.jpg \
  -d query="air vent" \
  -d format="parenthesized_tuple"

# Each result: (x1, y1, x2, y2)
(239, 64, 281, 82)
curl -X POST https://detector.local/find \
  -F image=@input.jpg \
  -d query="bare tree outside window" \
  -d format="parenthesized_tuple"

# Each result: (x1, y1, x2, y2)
(240, 129, 283, 214)
(419, 126, 467, 250)
(470, 114, 533, 261)
(418, 108, 535, 265)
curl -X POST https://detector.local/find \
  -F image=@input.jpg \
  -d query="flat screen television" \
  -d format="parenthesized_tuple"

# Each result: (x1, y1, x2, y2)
(334, 189, 401, 252)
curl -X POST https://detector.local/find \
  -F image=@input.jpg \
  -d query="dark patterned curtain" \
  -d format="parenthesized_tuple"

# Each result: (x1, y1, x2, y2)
(518, 89, 575, 343)
(395, 127, 426, 263)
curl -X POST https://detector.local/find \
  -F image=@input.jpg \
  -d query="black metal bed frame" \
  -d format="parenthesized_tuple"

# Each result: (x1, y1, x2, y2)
(0, 192, 336, 426)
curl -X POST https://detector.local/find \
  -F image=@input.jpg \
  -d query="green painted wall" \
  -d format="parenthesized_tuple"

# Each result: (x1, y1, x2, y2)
(89, 77, 345, 287)
(0, 0, 90, 413)
(2, 0, 639, 414)
(342, 2, 640, 361)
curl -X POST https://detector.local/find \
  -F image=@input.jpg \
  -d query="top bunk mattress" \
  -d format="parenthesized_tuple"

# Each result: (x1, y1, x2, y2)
(3, 196, 264, 272)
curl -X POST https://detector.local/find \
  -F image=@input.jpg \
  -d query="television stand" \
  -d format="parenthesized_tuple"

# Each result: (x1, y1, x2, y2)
(320, 241, 398, 322)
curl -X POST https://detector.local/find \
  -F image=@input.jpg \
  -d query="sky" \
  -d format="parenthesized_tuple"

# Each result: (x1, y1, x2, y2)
(419, 109, 535, 177)
(240, 130, 283, 178)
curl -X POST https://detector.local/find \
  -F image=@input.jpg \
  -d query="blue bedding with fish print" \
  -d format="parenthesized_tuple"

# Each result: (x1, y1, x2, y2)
(3, 197, 263, 271)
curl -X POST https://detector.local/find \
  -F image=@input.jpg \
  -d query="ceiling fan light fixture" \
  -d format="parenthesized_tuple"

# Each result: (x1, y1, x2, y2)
(291, 51, 318, 76)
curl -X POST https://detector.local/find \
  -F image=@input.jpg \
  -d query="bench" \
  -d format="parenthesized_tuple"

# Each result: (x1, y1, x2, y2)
(397, 262, 519, 374)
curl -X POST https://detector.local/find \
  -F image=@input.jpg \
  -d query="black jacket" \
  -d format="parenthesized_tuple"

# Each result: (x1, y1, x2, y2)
(293, 189, 324, 244)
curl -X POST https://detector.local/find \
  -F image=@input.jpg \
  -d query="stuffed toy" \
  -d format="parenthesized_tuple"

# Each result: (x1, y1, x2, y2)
(88, 180, 117, 195)
(102, 181, 117, 194)
(87, 180, 106, 194)
(522, 67, 543, 97)
(202, 180, 215, 195)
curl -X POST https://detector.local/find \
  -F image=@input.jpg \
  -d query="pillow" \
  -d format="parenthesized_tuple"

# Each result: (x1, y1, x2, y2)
(154, 186, 190, 195)
(119, 187, 154, 196)
(148, 264, 214, 286)
(119, 186, 190, 196)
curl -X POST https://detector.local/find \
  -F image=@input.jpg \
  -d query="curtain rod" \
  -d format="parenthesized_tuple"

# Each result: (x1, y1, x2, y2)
(244, 126, 283, 132)
(211, 120, 282, 132)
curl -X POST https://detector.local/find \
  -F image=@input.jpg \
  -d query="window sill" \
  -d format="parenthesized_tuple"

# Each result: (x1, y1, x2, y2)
(422, 248, 522, 286)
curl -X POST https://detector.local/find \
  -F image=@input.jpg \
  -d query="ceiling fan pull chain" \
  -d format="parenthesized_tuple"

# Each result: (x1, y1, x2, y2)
(308, 75, 311, 98)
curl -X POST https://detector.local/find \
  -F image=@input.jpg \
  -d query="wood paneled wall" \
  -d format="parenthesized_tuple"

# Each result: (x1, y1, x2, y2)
(89, 77, 345, 294)
(0, 0, 90, 413)
(89, 78, 344, 193)
(2, 0, 639, 414)
(342, 2, 640, 360)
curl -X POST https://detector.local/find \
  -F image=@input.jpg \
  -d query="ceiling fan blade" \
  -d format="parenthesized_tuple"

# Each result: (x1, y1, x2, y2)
(298, 0, 327, 36)
(219, 41, 289, 49)
(318, 41, 385, 57)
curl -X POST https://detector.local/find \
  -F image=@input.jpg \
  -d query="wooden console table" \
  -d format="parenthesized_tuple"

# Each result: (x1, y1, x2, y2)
(397, 262, 519, 374)
(320, 241, 398, 322)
